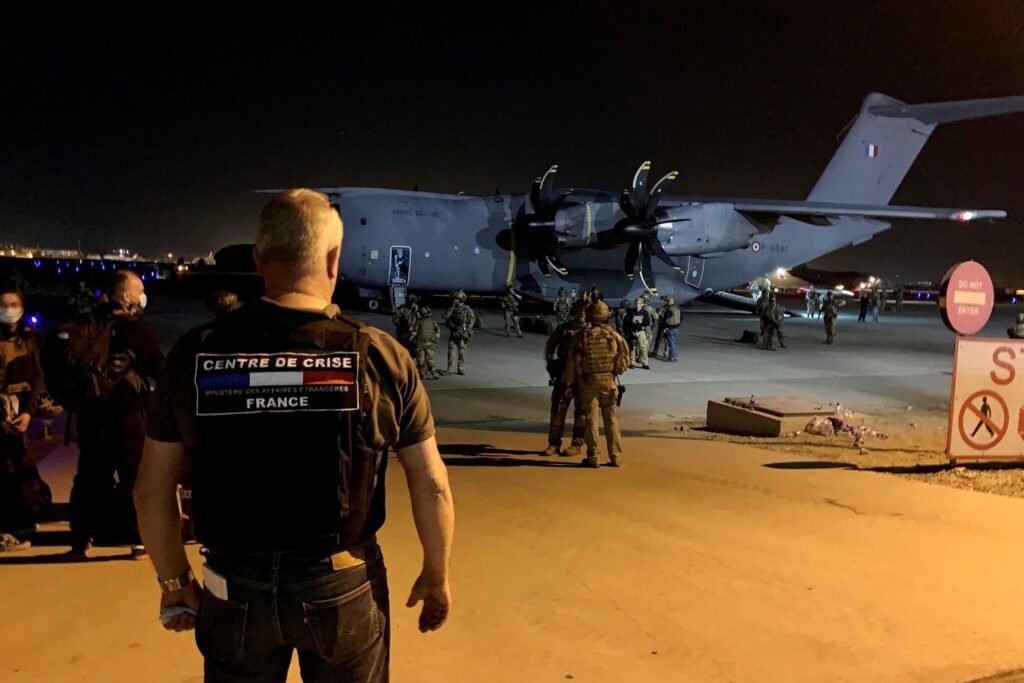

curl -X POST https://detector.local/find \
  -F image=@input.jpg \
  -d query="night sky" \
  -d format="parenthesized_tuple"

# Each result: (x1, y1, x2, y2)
(3, 3, 1023, 283)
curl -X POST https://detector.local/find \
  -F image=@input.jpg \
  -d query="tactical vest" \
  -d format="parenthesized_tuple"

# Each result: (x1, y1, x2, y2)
(581, 328, 621, 376)
(447, 304, 472, 339)
(191, 306, 382, 554)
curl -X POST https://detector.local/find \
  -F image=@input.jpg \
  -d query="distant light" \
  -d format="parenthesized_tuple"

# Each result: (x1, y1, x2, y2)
(956, 210, 976, 222)
(926, 293, 931, 300)
(56, 267, 62, 274)
(167, 253, 173, 259)
(835, 284, 845, 291)
(141, 273, 147, 281)
(869, 276, 876, 284)
(859, 282, 866, 289)
(775, 267, 786, 276)
(1013, 297, 1018, 304)
(74, 266, 80, 273)
(29, 315, 38, 325)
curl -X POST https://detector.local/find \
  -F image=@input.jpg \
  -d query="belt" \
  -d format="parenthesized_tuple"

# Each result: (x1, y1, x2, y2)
(203, 537, 376, 571)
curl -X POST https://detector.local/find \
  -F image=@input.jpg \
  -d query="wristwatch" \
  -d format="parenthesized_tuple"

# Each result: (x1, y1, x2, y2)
(159, 567, 195, 594)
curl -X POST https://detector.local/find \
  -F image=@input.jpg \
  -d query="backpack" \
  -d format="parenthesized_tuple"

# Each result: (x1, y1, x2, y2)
(42, 315, 114, 412)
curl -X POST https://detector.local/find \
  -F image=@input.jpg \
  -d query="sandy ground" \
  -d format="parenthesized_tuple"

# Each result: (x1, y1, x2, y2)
(7, 425, 1024, 682)
(5, 297, 1024, 681)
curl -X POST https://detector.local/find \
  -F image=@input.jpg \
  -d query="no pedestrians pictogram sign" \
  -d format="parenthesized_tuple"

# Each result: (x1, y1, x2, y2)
(948, 338, 1024, 461)
(956, 390, 1008, 451)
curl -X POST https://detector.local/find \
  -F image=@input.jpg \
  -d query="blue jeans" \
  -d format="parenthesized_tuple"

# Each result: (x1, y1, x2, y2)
(197, 544, 390, 683)
(665, 327, 679, 361)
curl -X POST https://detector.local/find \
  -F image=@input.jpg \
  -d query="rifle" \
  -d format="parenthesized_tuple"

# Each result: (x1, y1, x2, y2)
(616, 381, 626, 407)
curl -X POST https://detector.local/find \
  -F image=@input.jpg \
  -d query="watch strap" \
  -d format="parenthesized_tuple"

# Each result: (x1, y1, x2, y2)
(159, 567, 195, 594)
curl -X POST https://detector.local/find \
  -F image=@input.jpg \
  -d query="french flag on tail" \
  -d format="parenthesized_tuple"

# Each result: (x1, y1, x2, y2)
(864, 143, 879, 158)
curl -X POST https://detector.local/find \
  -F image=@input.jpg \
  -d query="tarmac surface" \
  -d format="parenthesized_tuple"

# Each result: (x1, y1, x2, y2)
(4, 297, 1024, 682)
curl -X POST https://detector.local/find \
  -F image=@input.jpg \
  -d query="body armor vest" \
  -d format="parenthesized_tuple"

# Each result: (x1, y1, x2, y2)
(191, 306, 382, 554)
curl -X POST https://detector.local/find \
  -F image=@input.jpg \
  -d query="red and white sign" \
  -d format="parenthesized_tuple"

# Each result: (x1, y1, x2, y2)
(939, 261, 994, 336)
(947, 338, 1024, 461)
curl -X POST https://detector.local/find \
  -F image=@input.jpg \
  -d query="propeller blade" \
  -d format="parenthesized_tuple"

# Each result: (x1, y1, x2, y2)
(541, 242, 569, 276)
(619, 188, 634, 217)
(630, 161, 652, 214)
(538, 164, 559, 207)
(647, 233, 681, 271)
(547, 253, 569, 276)
(623, 241, 640, 279)
(535, 255, 552, 279)
(644, 170, 678, 220)
(638, 244, 658, 295)
(529, 177, 542, 212)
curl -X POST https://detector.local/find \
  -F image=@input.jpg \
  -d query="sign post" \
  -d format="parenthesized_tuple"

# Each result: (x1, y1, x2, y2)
(939, 261, 1012, 463)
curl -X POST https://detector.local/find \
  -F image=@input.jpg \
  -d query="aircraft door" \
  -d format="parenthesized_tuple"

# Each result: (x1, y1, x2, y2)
(389, 246, 411, 310)
(684, 257, 705, 288)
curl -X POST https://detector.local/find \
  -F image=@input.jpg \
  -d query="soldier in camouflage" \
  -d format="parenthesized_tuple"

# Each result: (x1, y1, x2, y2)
(541, 303, 588, 458)
(500, 283, 523, 338)
(565, 300, 631, 468)
(414, 305, 441, 380)
(442, 291, 476, 375)
(553, 287, 571, 327)
(391, 293, 421, 355)
(623, 297, 652, 369)
(615, 299, 630, 335)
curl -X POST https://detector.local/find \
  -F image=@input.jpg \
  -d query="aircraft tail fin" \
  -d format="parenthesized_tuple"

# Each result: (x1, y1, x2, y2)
(807, 92, 1024, 204)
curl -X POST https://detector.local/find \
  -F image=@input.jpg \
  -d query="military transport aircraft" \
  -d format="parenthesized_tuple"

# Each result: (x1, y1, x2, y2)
(295, 93, 1024, 310)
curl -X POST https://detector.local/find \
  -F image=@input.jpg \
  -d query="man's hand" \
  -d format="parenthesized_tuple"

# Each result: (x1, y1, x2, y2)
(160, 579, 202, 632)
(11, 413, 31, 433)
(406, 572, 451, 633)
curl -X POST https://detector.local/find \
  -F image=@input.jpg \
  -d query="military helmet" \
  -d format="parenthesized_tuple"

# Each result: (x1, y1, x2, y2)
(587, 300, 611, 324)
(641, 291, 651, 300)
(421, 305, 432, 316)
(408, 294, 420, 306)
(1017, 312, 1024, 324)
(505, 283, 514, 290)
(619, 299, 629, 308)
(558, 287, 565, 295)
(454, 290, 467, 301)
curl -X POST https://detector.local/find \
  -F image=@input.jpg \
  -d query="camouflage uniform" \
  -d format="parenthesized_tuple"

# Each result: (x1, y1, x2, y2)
(553, 289, 572, 327)
(414, 306, 441, 379)
(614, 300, 630, 334)
(443, 292, 476, 375)
(391, 295, 420, 355)
(565, 301, 630, 468)
(623, 298, 652, 368)
(823, 294, 839, 345)
(501, 285, 523, 338)
(541, 306, 588, 457)
(761, 295, 785, 349)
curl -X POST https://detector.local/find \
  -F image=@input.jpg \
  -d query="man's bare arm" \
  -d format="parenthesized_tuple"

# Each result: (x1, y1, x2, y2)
(396, 436, 454, 632)
(134, 437, 200, 631)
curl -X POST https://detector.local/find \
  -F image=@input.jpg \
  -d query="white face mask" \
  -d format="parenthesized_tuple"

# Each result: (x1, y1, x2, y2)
(0, 307, 23, 325)
(138, 293, 148, 310)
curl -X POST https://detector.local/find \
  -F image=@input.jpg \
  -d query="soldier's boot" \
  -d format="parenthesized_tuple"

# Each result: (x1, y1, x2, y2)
(540, 444, 560, 457)
(561, 440, 584, 458)
(607, 458, 621, 468)
(581, 456, 600, 468)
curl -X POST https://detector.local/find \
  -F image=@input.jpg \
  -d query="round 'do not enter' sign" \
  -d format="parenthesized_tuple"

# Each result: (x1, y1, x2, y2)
(939, 260, 994, 336)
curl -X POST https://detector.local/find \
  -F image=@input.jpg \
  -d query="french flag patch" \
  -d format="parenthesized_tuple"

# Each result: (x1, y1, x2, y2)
(864, 143, 879, 158)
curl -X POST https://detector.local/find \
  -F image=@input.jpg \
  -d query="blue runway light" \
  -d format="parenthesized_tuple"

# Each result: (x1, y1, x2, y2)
(29, 315, 39, 326)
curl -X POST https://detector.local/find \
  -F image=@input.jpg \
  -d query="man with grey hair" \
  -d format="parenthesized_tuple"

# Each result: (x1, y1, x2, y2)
(136, 189, 454, 682)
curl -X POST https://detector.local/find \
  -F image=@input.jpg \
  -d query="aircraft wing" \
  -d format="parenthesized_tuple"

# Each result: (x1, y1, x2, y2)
(726, 199, 1006, 222)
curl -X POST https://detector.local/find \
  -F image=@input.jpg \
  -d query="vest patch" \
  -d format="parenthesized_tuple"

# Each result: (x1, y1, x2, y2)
(195, 351, 359, 415)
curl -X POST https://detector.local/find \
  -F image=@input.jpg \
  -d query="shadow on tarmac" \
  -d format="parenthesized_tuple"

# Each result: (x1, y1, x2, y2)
(439, 443, 582, 468)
